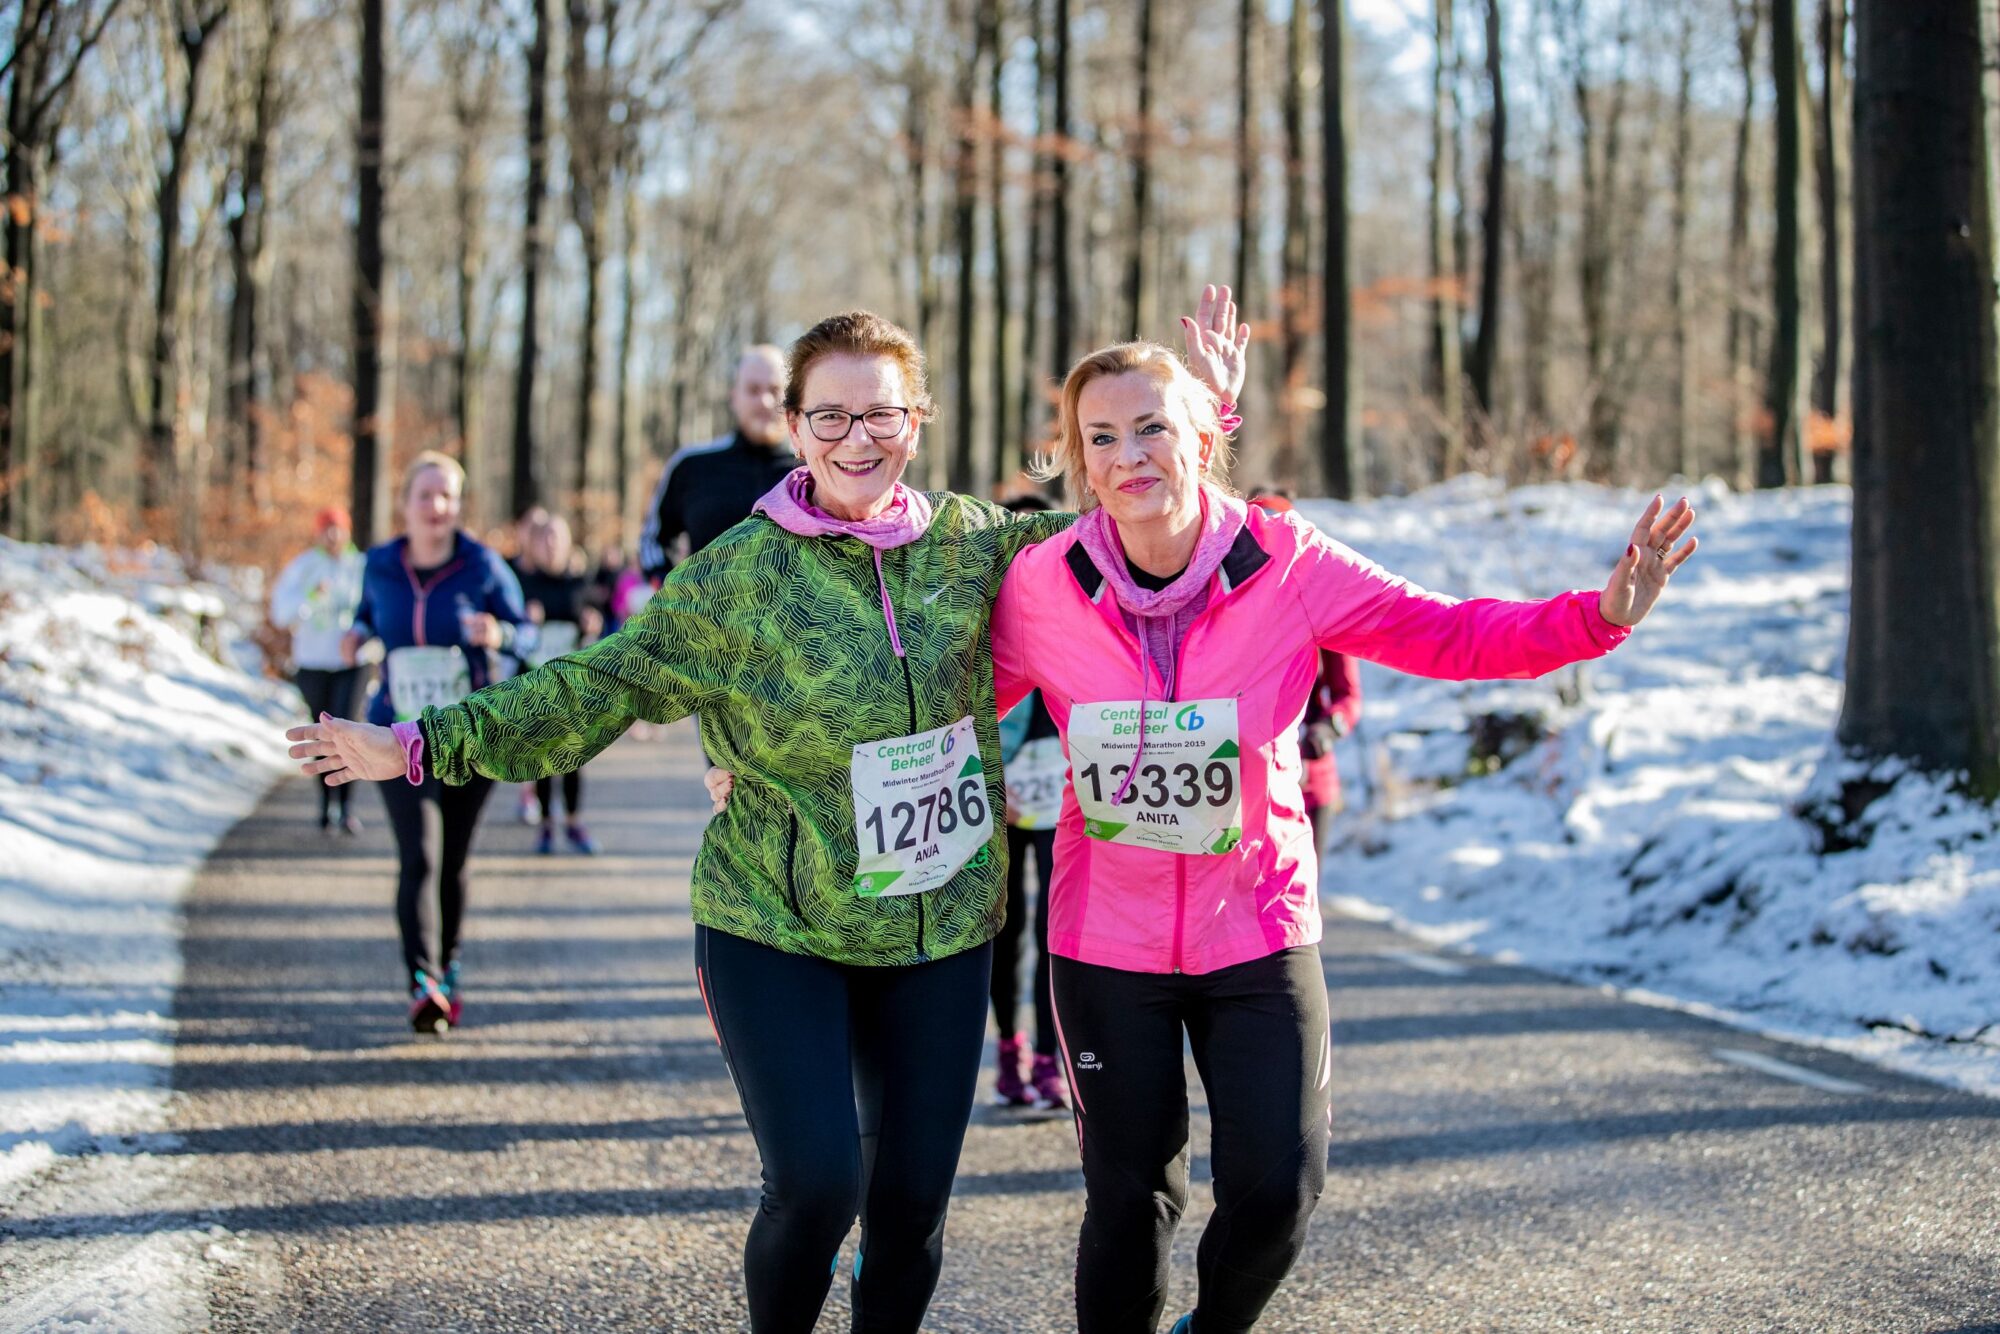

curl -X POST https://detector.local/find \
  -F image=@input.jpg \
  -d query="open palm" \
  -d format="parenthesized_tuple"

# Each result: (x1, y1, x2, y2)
(1600, 495, 1698, 628)
(1179, 284, 1251, 407)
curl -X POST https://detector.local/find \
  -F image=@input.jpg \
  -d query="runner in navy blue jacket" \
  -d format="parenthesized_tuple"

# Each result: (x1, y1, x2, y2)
(343, 451, 528, 1033)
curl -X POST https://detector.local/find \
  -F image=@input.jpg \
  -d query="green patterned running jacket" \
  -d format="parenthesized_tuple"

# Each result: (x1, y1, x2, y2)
(418, 492, 1070, 967)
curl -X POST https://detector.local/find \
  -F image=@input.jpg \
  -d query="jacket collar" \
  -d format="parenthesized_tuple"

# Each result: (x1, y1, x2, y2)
(1064, 522, 1270, 604)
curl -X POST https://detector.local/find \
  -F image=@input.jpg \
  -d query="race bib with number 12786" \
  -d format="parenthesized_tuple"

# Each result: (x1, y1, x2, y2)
(849, 715, 993, 897)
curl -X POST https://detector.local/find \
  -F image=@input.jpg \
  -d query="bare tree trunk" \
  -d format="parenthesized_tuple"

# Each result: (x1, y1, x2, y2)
(1, 0, 122, 537)
(1566, 0, 1633, 481)
(1763, 0, 1806, 488)
(148, 2, 230, 518)
(1428, 0, 1464, 478)
(1017, 0, 1049, 458)
(352, 0, 389, 543)
(1318, 0, 1359, 498)
(1123, 0, 1155, 339)
(1813, 0, 1850, 484)
(1050, 0, 1076, 382)
(1669, 0, 1696, 479)
(226, 0, 280, 505)
(1840, 0, 2000, 790)
(451, 120, 486, 499)
(986, 0, 1015, 484)
(615, 156, 642, 543)
(511, 0, 551, 520)
(1467, 0, 1505, 424)
(950, 0, 985, 493)
(1727, 0, 1762, 488)
(1278, 0, 1309, 488)
(1235, 0, 1258, 305)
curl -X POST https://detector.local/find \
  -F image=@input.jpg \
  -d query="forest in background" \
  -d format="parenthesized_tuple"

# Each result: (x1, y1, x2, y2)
(2, 0, 1997, 802)
(0, 0, 1853, 558)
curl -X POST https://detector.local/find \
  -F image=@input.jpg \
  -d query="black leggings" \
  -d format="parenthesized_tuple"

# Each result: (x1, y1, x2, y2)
(1051, 946, 1331, 1334)
(693, 925, 992, 1334)
(294, 667, 361, 819)
(991, 826, 1056, 1054)
(533, 768, 583, 822)
(377, 774, 495, 979)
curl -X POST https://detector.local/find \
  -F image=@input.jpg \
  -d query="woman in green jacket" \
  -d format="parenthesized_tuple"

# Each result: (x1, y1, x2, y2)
(289, 297, 1246, 1333)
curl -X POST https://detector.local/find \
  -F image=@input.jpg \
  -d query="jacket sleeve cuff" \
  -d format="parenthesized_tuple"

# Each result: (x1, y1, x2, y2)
(391, 720, 427, 785)
(1575, 590, 1633, 654)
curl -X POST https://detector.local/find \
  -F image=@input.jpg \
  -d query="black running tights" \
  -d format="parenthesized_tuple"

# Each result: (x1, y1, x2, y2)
(990, 825, 1056, 1054)
(377, 773, 494, 979)
(1052, 946, 1332, 1334)
(294, 667, 361, 820)
(693, 925, 991, 1334)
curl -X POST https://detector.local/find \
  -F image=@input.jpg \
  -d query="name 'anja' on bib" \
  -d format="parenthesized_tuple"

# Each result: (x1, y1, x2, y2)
(849, 715, 993, 897)
(1068, 697, 1243, 855)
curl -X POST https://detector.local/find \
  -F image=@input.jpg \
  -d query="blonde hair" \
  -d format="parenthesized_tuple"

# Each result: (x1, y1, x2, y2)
(1030, 342, 1235, 510)
(399, 450, 466, 501)
(783, 311, 937, 418)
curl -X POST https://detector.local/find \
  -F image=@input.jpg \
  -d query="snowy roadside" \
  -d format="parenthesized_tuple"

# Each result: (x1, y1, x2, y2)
(1300, 477, 2000, 1099)
(0, 536, 294, 1323)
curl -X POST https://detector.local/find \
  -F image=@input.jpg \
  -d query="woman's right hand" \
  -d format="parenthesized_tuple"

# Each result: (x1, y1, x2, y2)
(703, 767, 735, 815)
(287, 714, 407, 785)
(1179, 283, 1252, 407)
(339, 629, 365, 667)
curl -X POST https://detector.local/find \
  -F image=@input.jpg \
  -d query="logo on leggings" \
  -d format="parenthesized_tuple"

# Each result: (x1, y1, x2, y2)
(1075, 1051, 1103, 1071)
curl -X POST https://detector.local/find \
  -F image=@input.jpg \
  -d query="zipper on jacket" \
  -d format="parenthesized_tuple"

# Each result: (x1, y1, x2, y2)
(916, 896, 928, 963)
(786, 812, 802, 918)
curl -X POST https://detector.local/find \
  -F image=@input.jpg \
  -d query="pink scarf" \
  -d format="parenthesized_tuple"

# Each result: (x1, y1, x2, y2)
(1073, 485, 1248, 802)
(753, 467, 935, 657)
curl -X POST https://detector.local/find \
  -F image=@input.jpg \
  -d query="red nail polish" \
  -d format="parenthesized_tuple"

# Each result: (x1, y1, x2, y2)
(1626, 544, 1636, 558)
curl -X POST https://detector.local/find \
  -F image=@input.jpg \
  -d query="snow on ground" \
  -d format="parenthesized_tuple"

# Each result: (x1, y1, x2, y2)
(1300, 476, 2000, 1098)
(0, 536, 293, 1216)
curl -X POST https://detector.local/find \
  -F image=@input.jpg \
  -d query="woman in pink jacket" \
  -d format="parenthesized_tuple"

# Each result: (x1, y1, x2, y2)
(991, 341, 1696, 1334)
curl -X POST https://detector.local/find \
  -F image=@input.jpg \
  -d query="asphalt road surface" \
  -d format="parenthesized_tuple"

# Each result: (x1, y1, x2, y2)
(3, 720, 1996, 1332)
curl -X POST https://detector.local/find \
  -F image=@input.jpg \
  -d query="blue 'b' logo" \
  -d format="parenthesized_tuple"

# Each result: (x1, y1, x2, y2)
(1175, 705, 1205, 732)
(942, 732, 957, 756)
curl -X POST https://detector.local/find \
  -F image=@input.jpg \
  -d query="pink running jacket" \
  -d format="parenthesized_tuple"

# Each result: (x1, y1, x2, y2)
(992, 502, 1631, 976)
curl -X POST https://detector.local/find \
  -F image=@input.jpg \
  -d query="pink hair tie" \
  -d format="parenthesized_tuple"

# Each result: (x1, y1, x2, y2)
(1217, 401, 1243, 434)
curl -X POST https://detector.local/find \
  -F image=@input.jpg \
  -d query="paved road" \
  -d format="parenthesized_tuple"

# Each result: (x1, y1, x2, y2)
(4, 720, 1997, 1331)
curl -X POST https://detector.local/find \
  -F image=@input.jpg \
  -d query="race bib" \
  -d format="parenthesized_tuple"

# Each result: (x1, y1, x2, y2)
(850, 715, 993, 897)
(528, 621, 580, 667)
(387, 646, 472, 723)
(1005, 737, 1068, 831)
(1068, 698, 1243, 854)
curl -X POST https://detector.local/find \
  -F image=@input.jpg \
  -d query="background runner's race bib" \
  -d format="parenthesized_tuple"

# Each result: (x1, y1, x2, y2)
(527, 621, 580, 667)
(850, 715, 993, 897)
(387, 646, 472, 723)
(1068, 698, 1243, 855)
(1005, 737, 1068, 831)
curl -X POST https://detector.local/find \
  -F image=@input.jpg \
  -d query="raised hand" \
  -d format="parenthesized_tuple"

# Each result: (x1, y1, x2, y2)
(1600, 495, 1698, 628)
(1179, 283, 1252, 408)
(287, 713, 407, 786)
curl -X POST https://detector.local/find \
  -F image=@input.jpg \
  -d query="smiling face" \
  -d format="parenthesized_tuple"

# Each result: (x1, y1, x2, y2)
(1076, 371, 1208, 534)
(402, 464, 463, 547)
(788, 353, 920, 522)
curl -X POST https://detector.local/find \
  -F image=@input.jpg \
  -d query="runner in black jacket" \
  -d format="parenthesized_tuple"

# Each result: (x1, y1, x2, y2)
(638, 345, 795, 580)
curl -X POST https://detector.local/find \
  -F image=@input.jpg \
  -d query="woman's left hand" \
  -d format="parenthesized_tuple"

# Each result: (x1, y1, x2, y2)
(1180, 284, 1251, 407)
(1599, 495, 1698, 628)
(704, 767, 735, 815)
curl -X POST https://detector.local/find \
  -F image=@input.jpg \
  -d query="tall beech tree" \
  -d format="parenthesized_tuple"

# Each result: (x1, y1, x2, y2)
(1839, 0, 2000, 789)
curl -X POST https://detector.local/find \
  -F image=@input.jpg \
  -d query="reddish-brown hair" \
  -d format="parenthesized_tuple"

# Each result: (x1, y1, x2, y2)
(783, 311, 937, 418)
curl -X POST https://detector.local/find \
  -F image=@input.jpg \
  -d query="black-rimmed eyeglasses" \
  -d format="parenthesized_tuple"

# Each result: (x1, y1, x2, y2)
(799, 407, 914, 442)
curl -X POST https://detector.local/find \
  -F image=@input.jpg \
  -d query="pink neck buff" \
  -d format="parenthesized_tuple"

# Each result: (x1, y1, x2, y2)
(1074, 485, 1249, 802)
(753, 466, 936, 658)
